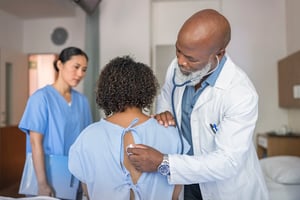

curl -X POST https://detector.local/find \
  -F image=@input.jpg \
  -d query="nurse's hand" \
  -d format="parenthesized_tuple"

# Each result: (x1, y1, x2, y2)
(154, 111, 176, 127)
(127, 144, 164, 172)
(38, 182, 54, 197)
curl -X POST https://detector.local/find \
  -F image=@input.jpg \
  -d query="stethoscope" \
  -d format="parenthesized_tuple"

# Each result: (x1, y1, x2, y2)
(171, 68, 192, 154)
(171, 56, 220, 154)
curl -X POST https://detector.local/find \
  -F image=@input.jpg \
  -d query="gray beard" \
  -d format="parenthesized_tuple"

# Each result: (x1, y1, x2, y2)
(174, 62, 212, 86)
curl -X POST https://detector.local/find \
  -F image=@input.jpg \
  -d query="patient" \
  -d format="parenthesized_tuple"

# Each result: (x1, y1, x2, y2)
(68, 55, 188, 200)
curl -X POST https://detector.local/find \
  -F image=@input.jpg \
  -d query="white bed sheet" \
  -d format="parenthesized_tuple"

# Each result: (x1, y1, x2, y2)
(264, 174, 300, 200)
(260, 156, 300, 200)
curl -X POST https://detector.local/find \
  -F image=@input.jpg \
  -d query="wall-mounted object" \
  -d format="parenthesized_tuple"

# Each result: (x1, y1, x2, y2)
(278, 50, 300, 108)
(51, 27, 68, 45)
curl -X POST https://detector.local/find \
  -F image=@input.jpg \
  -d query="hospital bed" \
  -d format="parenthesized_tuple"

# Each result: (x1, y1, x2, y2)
(260, 155, 300, 200)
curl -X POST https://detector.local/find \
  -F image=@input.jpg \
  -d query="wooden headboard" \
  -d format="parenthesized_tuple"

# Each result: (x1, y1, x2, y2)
(0, 126, 26, 196)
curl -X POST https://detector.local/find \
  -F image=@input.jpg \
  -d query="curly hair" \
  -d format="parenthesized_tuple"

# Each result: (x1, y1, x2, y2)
(96, 55, 159, 116)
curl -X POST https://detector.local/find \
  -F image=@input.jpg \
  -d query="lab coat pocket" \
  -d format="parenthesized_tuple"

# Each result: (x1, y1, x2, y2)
(198, 120, 218, 155)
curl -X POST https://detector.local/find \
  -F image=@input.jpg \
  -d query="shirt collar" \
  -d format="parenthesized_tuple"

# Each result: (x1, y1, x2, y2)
(204, 55, 227, 86)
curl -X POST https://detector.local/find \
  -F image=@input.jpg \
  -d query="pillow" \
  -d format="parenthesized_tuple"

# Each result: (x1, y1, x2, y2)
(260, 156, 300, 185)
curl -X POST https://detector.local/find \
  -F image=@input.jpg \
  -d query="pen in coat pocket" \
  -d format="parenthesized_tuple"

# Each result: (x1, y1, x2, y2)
(209, 123, 218, 134)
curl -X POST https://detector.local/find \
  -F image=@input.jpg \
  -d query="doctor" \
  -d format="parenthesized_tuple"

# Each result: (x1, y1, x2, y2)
(127, 9, 268, 200)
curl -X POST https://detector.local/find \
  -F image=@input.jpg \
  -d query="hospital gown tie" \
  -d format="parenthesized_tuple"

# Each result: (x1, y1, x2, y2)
(118, 118, 143, 200)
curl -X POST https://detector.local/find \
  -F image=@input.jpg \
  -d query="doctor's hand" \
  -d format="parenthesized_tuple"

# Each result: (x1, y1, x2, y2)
(153, 111, 176, 127)
(127, 144, 164, 172)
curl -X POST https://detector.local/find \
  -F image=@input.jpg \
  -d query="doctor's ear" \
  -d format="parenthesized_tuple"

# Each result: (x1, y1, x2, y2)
(216, 49, 225, 60)
(217, 49, 225, 56)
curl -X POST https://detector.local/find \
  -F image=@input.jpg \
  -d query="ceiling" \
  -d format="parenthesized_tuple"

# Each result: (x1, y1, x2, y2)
(0, 0, 77, 19)
(0, 0, 194, 19)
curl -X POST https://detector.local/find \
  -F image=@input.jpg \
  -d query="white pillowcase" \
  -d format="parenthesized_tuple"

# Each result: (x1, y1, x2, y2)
(260, 156, 300, 185)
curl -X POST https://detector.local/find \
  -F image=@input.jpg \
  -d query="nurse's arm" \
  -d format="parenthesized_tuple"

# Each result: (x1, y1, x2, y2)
(30, 131, 54, 196)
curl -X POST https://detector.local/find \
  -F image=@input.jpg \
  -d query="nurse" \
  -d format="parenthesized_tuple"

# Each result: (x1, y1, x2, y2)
(19, 46, 92, 197)
(127, 9, 269, 200)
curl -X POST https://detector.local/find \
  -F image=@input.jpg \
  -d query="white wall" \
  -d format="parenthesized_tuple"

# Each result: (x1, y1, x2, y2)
(222, 0, 288, 134)
(99, 0, 151, 68)
(23, 7, 86, 54)
(285, 0, 300, 133)
(152, 0, 220, 45)
(0, 10, 23, 50)
(286, 0, 300, 54)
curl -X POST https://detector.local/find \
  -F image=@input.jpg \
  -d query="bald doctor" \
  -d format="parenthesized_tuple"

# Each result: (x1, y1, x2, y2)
(127, 9, 268, 200)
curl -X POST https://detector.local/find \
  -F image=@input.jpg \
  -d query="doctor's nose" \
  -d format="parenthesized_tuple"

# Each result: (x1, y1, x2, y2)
(177, 54, 187, 65)
(178, 59, 193, 75)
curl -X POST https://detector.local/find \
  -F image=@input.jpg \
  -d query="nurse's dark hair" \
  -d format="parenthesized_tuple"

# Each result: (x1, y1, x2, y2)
(96, 55, 159, 116)
(53, 46, 88, 72)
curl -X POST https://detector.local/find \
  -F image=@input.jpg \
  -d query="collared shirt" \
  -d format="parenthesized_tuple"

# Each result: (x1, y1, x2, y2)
(181, 56, 227, 155)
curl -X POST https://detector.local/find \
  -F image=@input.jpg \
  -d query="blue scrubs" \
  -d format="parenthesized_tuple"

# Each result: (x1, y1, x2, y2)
(69, 118, 189, 200)
(19, 85, 92, 155)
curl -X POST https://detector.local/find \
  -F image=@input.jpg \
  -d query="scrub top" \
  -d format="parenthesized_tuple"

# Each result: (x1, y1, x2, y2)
(69, 118, 189, 200)
(19, 85, 92, 155)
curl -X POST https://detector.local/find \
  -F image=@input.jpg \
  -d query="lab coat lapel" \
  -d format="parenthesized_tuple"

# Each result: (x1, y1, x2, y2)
(214, 55, 236, 89)
(193, 87, 214, 110)
(193, 55, 235, 110)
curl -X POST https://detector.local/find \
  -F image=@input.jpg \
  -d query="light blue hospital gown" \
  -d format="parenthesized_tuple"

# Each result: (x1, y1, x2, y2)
(19, 85, 92, 155)
(69, 118, 189, 200)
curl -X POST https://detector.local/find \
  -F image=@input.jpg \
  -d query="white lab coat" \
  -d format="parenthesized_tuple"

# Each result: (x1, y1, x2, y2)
(156, 56, 269, 200)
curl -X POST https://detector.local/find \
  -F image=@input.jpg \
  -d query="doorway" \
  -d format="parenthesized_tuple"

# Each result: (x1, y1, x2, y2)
(28, 54, 57, 96)
(0, 48, 27, 126)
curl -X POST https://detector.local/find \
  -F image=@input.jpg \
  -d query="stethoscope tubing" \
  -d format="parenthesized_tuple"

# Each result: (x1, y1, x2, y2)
(170, 56, 220, 154)
(171, 68, 191, 154)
